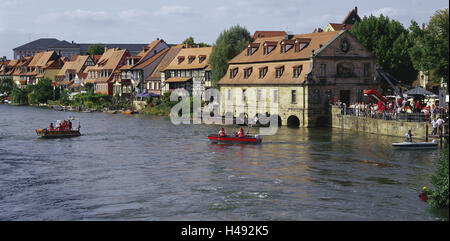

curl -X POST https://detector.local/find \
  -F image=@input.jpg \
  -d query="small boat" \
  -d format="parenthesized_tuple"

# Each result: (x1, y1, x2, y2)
(35, 129, 81, 138)
(392, 140, 438, 148)
(121, 110, 136, 115)
(208, 134, 262, 145)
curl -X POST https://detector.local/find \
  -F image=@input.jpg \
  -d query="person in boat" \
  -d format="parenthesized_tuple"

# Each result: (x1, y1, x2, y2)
(219, 128, 226, 137)
(68, 120, 72, 130)
(405, 130, 413, 142)
(419, 187, 429, 202)
(238, 128, 245, 138)
(49, 123, 54, 131)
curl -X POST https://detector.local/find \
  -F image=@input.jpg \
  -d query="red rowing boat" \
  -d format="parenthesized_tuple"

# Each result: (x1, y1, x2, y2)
(207, 134, 262, 144)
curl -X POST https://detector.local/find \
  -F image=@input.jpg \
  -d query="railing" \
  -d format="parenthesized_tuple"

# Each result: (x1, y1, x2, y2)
(338, 106, 447, 123)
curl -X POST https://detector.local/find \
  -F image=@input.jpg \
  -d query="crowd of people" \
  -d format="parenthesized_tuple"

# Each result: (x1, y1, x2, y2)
(334, 98, 448, 123)
(48, 120, 73, 131)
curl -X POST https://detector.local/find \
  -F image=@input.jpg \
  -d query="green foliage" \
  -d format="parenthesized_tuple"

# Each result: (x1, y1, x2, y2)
(350, 14, 417, 87)
(182, 36, 210, 48)
(32, 78, 54, 103)
(11, 85, 33, 104)
(71, 92, 112, 110)
(209, 25, 252, 88)
(87, 44, 105, 55)
(0, 77, 14, 95)
(60, 89, 71, 105)
(429, 147, 449, 208)
(409, 8, 449, 84)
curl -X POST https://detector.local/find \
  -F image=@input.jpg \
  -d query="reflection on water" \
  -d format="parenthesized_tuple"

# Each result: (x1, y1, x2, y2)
(0, 104, 447, 220)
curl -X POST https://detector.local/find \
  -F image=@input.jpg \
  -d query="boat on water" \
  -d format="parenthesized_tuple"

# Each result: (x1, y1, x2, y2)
(35, 129, 81, 138)
(208, 134, 262, 145)
(121, 110, 137, 115)
(392, 140, 438, 148)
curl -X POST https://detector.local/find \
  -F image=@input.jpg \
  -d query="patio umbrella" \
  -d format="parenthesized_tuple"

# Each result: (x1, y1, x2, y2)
(404, 87, 437, 97)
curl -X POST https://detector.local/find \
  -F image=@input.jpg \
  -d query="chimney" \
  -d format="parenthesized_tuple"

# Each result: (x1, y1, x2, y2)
(354, 6, 358, 14)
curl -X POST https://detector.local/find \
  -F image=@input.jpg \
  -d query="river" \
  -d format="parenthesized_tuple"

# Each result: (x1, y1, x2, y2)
(0, 104, 447, 220)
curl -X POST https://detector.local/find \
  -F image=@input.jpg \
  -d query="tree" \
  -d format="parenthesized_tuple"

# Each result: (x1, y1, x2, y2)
(182, 36, 210, 48)
(429, 147, 449, 208)
(87, 44, 105, 55)
(30, 78, 54, 103)
(0, 77, 14, 95)
(409, 8, 449, 85)
(209, 25, 252, 88)
(350, 14, 418, 89)
(10, 85, 33, 104)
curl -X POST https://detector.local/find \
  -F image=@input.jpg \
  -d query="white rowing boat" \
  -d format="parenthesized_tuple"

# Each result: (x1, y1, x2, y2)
(392, 140, 438, 148)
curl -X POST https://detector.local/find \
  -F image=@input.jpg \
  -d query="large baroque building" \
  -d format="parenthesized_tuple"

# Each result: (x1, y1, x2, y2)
(218, 30, 378, 127)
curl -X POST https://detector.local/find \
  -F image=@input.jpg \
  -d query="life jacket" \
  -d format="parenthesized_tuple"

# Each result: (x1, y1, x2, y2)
(419, 192, 428, 202)
(238, 130, 245, 137)
(219, 130, 225, 137)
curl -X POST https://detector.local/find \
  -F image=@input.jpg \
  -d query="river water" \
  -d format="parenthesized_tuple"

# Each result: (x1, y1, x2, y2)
(0, 104, 447, 220)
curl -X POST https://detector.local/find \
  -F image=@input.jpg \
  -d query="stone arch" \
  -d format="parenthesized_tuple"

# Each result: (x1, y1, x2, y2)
(287, 115, 300, 127)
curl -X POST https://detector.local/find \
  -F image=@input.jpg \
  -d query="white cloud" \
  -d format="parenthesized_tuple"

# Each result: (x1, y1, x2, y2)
(365, 7, 402, 18)
(37, 9, 113, 24)
(154, 5, 193, 16)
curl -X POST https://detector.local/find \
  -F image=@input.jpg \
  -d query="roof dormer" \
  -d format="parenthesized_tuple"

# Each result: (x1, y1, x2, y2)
(188, 55, 196, 64)
(178, 56, 185, 64)
(229, 67, 238, 79)
(280, 39, 295, 53)
(247, 43, 260, 56)
(198, 55, 206, 63)
(294, 38, 311, 52)
(263, 41, 277, 55)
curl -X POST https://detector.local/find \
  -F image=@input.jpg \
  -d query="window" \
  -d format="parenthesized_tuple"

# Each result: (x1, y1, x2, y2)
(205, 71, 211, 81)
(242, 89, 246, 102)
(291, 90, 296, 103)
(229, 67, 238, 79)
(244, 67, 252, 79)
(293, 65, 303, 78)
(247, 43, 259, 56)
(275, 66, 284, 78)
(178, 56, 185, 64)
(199, 55, 206, 63)
(263, 42, 276, 55)
(280, 41, 294, 53)
(188, 56, 195, 64)
(294, 38, 311, 52)
(273, 89, 278, 103)
(320, 64, 326, 77)
(259, 67, 268, 79)
(363, 63, 370, 77)
(257, 89, 262, 102)
(227, 89, 232, 101)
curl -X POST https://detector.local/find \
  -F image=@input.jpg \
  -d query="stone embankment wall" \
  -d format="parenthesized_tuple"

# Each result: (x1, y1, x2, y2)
(331, 106, 428, 140)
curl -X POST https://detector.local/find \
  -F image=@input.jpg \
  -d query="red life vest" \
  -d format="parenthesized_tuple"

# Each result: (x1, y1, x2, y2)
(419, 192, 428, 202)
(219, 130, 225, 137)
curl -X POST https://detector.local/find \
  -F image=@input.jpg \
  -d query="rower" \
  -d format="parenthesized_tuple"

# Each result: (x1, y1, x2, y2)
(419, 187, 429, 202)
(49, 123, 54, 131)
(405, 130, 412, 142)
(238, 128, 245, 138)
(219, 128, 226, 137)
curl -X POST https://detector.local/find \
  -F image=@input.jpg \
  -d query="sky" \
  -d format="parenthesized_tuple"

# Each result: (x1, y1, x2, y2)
(0, 0, 448, 59)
